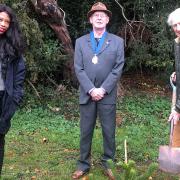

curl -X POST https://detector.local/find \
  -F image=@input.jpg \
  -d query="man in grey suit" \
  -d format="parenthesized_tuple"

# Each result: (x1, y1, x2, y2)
(72, 2, 124, 179)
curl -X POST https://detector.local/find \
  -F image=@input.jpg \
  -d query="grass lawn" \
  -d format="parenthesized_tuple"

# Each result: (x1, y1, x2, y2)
(1, 88, 180, 179)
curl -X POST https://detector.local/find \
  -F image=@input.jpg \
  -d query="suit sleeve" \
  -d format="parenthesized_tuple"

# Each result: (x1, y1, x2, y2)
(13, 56, 26, 105)
(101, 39, 124, 94)
(74, 39, 95, 93)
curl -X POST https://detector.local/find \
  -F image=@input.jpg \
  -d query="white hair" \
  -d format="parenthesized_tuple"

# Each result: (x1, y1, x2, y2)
(167, 8, 180, 26)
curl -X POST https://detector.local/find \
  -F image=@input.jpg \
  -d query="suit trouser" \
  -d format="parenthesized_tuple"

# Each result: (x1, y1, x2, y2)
(78, 101, 116, 171)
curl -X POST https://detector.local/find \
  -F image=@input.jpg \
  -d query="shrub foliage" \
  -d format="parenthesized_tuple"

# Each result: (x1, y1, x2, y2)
(1, 0, 180, 81)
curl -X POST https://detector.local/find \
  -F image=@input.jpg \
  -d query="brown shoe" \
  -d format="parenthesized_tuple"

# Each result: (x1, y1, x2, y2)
(72, 170, 89, 179)
(104, 169, 115, 180)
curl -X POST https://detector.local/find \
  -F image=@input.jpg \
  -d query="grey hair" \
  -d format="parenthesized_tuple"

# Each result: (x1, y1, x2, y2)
(167, 8, 180, 26)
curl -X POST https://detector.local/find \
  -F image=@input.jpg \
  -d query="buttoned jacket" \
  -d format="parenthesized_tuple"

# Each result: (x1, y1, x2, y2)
(74, 32, 124, 104)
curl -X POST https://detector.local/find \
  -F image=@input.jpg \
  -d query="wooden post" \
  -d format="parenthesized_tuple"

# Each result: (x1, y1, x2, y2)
(124, 139, 127, 164)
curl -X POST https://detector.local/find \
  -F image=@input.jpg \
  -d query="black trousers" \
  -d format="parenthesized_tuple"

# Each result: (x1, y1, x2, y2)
(0, 91, 5, 175)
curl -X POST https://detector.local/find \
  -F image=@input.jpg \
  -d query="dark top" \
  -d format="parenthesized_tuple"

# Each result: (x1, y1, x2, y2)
(175, 41, 180, 112)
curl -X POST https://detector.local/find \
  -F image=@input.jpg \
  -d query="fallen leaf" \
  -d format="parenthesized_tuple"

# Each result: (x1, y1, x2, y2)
(82, 176, 89, 180)
(9, 166, 14, 170)
(42, 138, 48, 143)
(35, 168, 41, 173)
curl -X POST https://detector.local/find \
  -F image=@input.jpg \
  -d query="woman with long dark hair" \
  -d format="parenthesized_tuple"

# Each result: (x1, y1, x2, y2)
(0, 4, 26, 175)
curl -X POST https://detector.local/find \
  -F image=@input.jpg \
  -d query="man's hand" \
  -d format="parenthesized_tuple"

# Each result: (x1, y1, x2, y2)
(168, 109, 180, 125)
(90, 88, 106, 101)
(170, 72, 176, 84)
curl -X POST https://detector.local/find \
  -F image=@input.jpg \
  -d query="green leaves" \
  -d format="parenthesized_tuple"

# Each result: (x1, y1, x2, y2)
(108, 159, 158, 180)
(116, 93, 170, 161)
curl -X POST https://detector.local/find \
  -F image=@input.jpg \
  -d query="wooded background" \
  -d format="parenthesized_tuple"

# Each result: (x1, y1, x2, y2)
(2, 0, 180, 86)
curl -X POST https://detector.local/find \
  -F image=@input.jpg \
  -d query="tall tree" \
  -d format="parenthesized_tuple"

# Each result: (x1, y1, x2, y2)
(30, 0, 76, 85)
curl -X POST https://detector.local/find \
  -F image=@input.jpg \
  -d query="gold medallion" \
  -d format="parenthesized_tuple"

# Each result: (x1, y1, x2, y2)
(92, 55, 98, 64)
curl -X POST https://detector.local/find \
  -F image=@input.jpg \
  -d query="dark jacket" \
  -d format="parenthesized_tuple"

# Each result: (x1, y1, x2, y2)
(0, 56, 25, 134)
(175, 41, 180, 112)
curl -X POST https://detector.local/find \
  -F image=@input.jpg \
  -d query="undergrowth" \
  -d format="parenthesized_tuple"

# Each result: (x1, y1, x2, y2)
(1, 85, 178, 179)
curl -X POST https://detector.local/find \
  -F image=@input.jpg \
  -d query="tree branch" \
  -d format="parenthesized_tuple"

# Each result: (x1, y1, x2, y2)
(115, 0, 132, 27)
(26, 79, 41, 100)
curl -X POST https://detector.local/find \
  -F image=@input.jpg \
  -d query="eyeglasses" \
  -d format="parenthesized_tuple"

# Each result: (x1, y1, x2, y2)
(92, 13, 107, 18)
(173, 23, 180, 29)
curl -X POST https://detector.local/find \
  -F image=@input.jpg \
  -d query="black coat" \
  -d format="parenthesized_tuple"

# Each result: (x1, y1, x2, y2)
(175, 41, 180, 113)
(0, 56, 25, 134)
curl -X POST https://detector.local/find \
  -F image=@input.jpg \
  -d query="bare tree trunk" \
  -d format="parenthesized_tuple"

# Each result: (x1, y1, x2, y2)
(30, 0, 73, 55)
(49, 24, 73, 55)
(30, 0, 77, 85)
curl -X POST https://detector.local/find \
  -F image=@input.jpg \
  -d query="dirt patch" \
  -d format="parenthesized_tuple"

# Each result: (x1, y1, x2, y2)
(119, 72, 171, 97)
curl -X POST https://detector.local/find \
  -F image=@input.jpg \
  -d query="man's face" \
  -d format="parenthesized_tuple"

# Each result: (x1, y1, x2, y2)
(0, 12, 10, 35)
(89, 11, 109, 30)
(173, 23, 180, 38)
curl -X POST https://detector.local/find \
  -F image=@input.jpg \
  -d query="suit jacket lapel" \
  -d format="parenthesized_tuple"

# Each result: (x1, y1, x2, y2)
(98, 32, 111, 54)
(87, 34, 92, 52)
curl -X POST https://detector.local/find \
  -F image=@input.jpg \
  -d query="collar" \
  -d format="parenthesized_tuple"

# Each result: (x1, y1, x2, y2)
(87, 32, 111, 55)
(175, 37, 180, 44)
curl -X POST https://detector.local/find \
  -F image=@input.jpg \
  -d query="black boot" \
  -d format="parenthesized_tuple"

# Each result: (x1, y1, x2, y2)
(0, 134, 5, 176)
